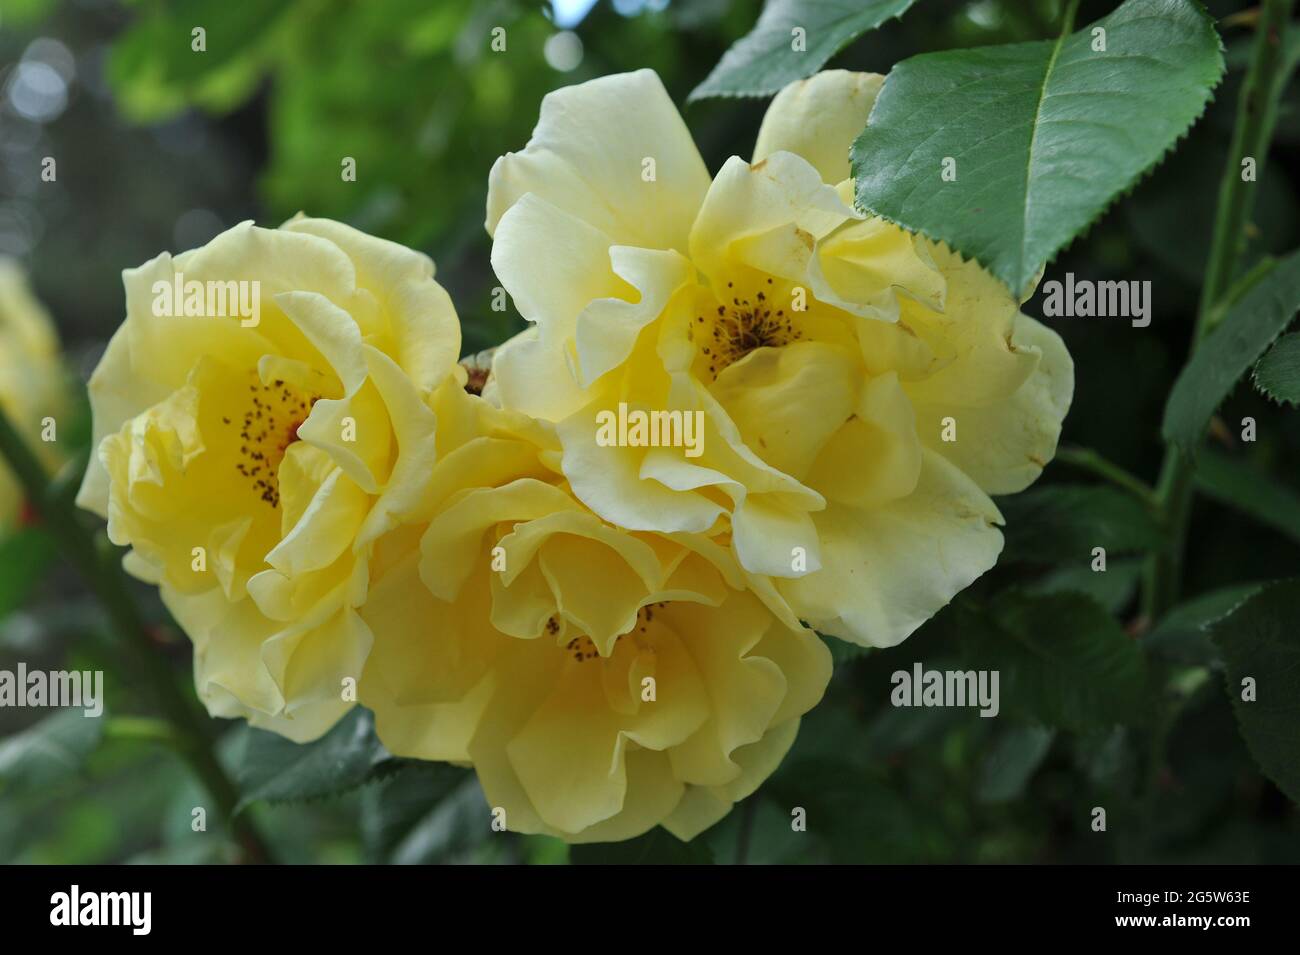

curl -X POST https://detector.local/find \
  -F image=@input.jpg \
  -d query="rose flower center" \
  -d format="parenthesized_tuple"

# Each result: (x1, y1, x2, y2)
(222, 373, 319, 508)
(693, 277, 803, 378)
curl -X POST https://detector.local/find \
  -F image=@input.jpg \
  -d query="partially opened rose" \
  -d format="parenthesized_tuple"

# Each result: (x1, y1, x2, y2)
(0, 258, 68, 529)
(359, 373, 831, 842)
(77, 217, 460, 740)
(485, 69, 1073, 649)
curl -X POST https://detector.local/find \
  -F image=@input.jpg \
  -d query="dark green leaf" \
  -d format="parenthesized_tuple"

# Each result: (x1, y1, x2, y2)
(1253, 331, 1300, 404)
(235, 707, 389, 812)
(1071, 727, 1136, 790)
(361, 762, 491, 864)
(999, 484, 1162, 564)
(765, 757, 949, 862)
(826, 631, 869, 666)
(571, 826, 715, 864)
(0, 527, 57, 616)
(1211, 579, 1300, 804)
(689, 0, 917, 100)
(1024, 557, 1142, 613)
(977, 725, 1055, 803)
(964, 592, 1147, 731)
(0, 709, 105, 794)
(1194, 447, 1300, 545)
(853, 0, 1224, 294)
(1156, 686, 1259, 848)
(1164, 248, 1300, 449)
(699, 795, 815, 864)
(1145, 583, 1262, 666)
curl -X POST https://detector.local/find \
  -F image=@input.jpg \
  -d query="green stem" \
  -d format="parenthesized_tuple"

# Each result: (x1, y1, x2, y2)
(1060, 0, 1081, 34)
(104, 715, 181, 746)
(0, 405, 275, 864)
(1131, 2, 1295, 861)
(1142, 0, 1294, 621)
(1053, 445, 1156, 505)
(734, 796, 758, 865)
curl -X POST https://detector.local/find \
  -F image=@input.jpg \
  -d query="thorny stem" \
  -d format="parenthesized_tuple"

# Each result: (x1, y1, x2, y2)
(0, 405, 276, 864)
(1134, 0, 1294, 860)
(1142, 0, 1295, 621)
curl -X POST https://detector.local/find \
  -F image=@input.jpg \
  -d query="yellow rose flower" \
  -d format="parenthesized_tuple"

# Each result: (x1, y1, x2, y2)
(76, 218, 461, 741)
(0, 257, 66, 528)
(359, 373, 831, 842)
(485, 69, 1073, 649)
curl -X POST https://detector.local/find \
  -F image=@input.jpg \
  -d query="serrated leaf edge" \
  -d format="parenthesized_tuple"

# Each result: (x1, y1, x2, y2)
(850, 0, 1227, 295)
(687, 0, 919, 102)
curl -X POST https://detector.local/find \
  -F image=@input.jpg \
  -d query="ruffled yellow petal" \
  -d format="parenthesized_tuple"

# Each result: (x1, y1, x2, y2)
(901, 240, 1039, 407)
(281, 215, 460, 389)
(489, 325, 592, 423)
(688, 152, 856, 284)
(661, 718, 802, 841)
(753, 70, 885, 186)
(812, 215, 947, 320)
(709, 340, 860, 480)
(806, 370, 922, 509)
(912, 315, 1074, 495)
(556, 396, 728, 535)
(666, 596, 791, 787)
(486, 69, 710, 253)
(80, 218, 464, 743)
(162, 583, 358, 743)
(781, 450, 1003, 648)
(506, 622, 709, 834)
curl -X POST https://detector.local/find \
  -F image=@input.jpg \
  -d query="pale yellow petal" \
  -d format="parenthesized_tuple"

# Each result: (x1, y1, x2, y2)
(296, 377, 391, 495)
(264, 466, 369, 577)
(557, 401, 727, 534)
(506, 627, 707, 834)
(665, 596, 789, 787)
(912, 315, 1074, 495)
(419, 479, 579, 602)
(489, 325, 590, 422)
(782, 450, 1004, 648)
(709, 340, 859, 480)
(281, 216, 460, 389)
(574, 245, 694, 387)
(753, 70, 885, 185)
(805, 370, 922, 509)
(486, 69, 710, 253)
(661, 718, 802, 841)
(811, 216, 947, 320)
(354, 347, 442, 547)
(76, 326, 170, 519)
(688, 152, 856, 283)
(360, 548, 510, 708)
(901, 240, 1038, 407)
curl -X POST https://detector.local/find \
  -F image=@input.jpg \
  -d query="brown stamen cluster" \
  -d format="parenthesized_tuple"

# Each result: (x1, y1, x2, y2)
(565, 634, 601, 662)
(223, 376, 318, 508)
(692, 278, 802, 377)
(558, 602, 667, 663)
